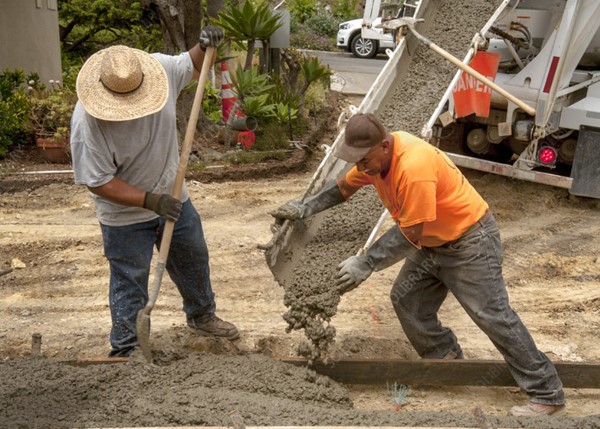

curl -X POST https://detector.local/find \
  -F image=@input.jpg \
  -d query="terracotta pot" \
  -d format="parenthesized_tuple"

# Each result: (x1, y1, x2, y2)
(35, 137, 70, 164)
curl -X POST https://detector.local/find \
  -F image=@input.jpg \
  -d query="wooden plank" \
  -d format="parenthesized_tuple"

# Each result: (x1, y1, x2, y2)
(277, 358, 600, 388)
(81, 427, 518, 429)
(60, 357, 600, 388)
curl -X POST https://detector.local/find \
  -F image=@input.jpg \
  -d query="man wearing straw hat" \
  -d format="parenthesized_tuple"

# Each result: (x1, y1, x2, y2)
(70, 27, 239, 358)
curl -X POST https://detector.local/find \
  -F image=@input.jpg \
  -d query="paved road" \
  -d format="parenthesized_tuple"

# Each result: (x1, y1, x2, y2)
(302, 50, 388, 95)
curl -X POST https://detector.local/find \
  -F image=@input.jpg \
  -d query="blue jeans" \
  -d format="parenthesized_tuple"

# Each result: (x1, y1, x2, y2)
(389, 214, 564, 405)
(100, 200, 215, 357)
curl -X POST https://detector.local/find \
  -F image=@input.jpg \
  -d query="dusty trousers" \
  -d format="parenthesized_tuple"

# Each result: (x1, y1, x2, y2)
(389, 214, 565, 405)
(100, 200, 216, 357)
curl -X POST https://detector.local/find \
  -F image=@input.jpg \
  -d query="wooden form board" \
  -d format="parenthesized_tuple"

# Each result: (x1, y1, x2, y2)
(278, 358, 599, 388)
(63, 357, 600, 388)
(83, 427, 517, 429)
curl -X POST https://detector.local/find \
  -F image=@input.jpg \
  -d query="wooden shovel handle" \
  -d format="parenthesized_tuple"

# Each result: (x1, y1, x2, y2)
(147, 47, 216, 308)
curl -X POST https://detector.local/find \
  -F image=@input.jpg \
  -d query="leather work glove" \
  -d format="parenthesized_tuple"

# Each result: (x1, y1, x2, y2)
(270, 181, 345, 222)
(143, 192, 182, 222)
(335, 226, 412, 295)
(199, 26, 224, 51)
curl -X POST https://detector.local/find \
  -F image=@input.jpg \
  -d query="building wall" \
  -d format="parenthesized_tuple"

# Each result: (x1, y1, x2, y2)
(0, 0, 62, 85)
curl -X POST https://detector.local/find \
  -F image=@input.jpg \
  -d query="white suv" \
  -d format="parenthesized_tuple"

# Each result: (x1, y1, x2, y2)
(336, 17, 395, 59)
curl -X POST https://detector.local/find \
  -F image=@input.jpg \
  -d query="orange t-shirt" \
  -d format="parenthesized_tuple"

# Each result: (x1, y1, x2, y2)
(341, 131, 488, 247)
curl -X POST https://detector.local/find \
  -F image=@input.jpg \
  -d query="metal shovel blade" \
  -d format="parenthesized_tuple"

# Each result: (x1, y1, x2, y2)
(135, 259, 167, 363)
(136, 308, 153, 362)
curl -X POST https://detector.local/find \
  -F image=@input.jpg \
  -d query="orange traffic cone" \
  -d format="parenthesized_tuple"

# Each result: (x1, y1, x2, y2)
(221, 60, 236, 122)
(221, 60, 257, 150)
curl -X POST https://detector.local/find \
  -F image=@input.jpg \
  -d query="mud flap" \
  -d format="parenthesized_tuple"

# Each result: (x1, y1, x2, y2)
(570, 126, 600, 199)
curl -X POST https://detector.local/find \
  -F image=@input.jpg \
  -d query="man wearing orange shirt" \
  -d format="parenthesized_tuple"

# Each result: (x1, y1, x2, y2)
(271, 113, 565, 417)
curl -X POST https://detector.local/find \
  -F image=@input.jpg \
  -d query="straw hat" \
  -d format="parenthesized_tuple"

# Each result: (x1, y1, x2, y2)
(76, 45, 169, 121)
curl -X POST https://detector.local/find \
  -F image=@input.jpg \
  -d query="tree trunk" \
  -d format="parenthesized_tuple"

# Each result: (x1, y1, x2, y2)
(206, 0, 225, 19)
(245, 39, 256, 70)
(141, 0, 202, 53)
(182, 0, 201, 49)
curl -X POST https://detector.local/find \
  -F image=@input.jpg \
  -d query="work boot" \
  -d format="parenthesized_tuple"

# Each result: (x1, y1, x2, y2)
(188, 315, 239, 340)
(509, 402, 566, 417)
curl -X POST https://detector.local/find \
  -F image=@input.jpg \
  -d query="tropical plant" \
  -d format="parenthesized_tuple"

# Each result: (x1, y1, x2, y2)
(217, 0, 283, 70)
(300, 57, 333, 95)
(241, 93, 275, 118)
(269, 102, 299, 123)
(279, 51, 332, 114)
(229, 64, 274, 121)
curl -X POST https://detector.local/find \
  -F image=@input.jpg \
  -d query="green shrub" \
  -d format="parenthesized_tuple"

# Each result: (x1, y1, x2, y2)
(289, 0, 319, 23)
(304, 80, 328, 115)
(305, 13, 339, 37)
(290, 27, 337, 51)
(202, 80, 223, 124)
(332, 0, 363, 20)
(0, 69, 33, 156)
(29, 80, 78, 144)
(252, 121, 290, 151)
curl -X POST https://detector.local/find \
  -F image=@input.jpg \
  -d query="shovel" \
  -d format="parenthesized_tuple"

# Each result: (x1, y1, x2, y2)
(136, 46, 216, 363)
(382, 17, 536, 116)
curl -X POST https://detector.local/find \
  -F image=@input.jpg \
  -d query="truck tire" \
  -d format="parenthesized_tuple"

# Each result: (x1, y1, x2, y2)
(350, 33, 378, 59)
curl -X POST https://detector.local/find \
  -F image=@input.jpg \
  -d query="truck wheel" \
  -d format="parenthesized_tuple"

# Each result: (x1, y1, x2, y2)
(350, 34, 378, 59)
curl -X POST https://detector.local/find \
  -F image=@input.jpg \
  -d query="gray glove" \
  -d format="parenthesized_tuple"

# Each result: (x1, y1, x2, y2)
(199, 26, 224, 51)
(143, 192, 182, 222)
(335, 226, 411, 294)
(270, 181, 345, 222)
(335, 255, 373, 295)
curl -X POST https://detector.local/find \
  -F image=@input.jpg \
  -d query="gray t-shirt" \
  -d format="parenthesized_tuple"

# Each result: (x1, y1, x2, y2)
(70, 52, 193, 226)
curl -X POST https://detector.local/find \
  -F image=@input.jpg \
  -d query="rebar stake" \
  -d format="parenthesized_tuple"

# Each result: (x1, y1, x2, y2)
(31, 333, 42, 357)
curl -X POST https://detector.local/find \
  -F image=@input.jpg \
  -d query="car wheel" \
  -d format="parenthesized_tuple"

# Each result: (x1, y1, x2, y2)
(350, 33, 378, 59)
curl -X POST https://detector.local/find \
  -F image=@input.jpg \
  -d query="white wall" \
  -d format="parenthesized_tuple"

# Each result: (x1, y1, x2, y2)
(0, 0, 62, 85)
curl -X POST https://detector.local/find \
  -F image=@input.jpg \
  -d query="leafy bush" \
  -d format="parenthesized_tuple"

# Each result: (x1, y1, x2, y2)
(251, 121, 290, 152)
(331, 0, 363, 20)
(202, 80, 222, 124)
(304, 80, 328, 115)
(290, 27, 337, 51)
(0, 69, 33, 156)
(305, 13, 339, 37)
(29, 79, 78, 144)
(289, 0, 319, 23)
(230, 65, 275, 121)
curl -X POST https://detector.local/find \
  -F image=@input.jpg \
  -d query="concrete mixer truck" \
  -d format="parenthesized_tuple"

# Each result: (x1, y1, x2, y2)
(265, 0, 600, 285)
(390, 0, 600, 199)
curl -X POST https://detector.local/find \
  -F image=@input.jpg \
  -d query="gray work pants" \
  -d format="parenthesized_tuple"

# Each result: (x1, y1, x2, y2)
(389, 214, 565, 405)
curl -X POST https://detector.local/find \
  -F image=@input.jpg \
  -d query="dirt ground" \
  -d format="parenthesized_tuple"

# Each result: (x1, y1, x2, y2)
(1, 0, 600, 422)
(1, 134, 600, 427)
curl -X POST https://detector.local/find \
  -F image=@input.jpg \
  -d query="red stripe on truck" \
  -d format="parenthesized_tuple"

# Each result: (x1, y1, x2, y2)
(544, 56, 560, 93)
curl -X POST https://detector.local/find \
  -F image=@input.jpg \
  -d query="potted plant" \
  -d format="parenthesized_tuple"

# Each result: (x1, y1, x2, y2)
(28, 80, 77, 163)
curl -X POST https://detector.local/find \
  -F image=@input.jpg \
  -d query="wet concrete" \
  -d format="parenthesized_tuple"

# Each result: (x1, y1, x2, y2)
(280, 0, 506, 361)
(1, 352, 598, 428)
(4, 2, 597, 428)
